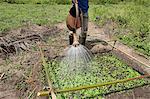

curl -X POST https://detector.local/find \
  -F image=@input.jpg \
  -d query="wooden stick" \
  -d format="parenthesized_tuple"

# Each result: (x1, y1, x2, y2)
(38, 44, 56, 99)
(37, 74, 150, 96)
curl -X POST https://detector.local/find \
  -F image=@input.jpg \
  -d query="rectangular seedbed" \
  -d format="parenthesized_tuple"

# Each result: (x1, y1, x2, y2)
(41, 53, 150, 98)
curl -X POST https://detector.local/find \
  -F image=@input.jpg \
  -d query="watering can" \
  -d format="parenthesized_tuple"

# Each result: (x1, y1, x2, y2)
(66, 0, 81, 47)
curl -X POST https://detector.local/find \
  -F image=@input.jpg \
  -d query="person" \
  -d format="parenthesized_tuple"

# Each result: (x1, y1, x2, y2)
(66, 0, 89, 45)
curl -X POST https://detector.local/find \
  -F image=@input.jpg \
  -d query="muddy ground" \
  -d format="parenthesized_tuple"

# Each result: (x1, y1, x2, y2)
(0, 22, 149, 99)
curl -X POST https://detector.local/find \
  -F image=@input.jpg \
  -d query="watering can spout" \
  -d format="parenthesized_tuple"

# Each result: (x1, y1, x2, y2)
(72, 33, 80, 47)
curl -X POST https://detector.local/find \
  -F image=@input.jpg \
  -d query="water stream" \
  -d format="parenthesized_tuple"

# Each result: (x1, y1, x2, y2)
(59, 45, 93, 77)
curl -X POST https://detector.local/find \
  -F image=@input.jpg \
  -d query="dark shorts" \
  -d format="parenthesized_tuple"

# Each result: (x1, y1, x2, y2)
(72, 0, 89, 13)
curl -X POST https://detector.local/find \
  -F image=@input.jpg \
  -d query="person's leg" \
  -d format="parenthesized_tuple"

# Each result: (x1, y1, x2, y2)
(79, 11, 88, 45)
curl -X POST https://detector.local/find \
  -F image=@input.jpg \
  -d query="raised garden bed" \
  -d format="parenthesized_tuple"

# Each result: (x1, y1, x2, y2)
(43, 53, 150, 98)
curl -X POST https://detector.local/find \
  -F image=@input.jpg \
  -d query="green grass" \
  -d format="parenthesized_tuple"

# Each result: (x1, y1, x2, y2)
(90, 3, 150, 56)
(1, 0, 150, 5)
(0, 0, 72, 4)
(0, 3, 69, 33)
(44, 54, 149, 98)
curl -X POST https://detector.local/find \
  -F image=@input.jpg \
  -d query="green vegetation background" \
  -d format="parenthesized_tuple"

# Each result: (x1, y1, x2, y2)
(0, 0, 150, 5)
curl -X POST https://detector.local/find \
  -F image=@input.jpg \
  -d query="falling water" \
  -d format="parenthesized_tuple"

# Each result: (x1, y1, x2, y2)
(59, 45, 93, 77)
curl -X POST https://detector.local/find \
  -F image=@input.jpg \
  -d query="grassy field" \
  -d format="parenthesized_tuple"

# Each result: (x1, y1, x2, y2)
(0, 3, 69, 33)
(1, 0, 150, 5)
